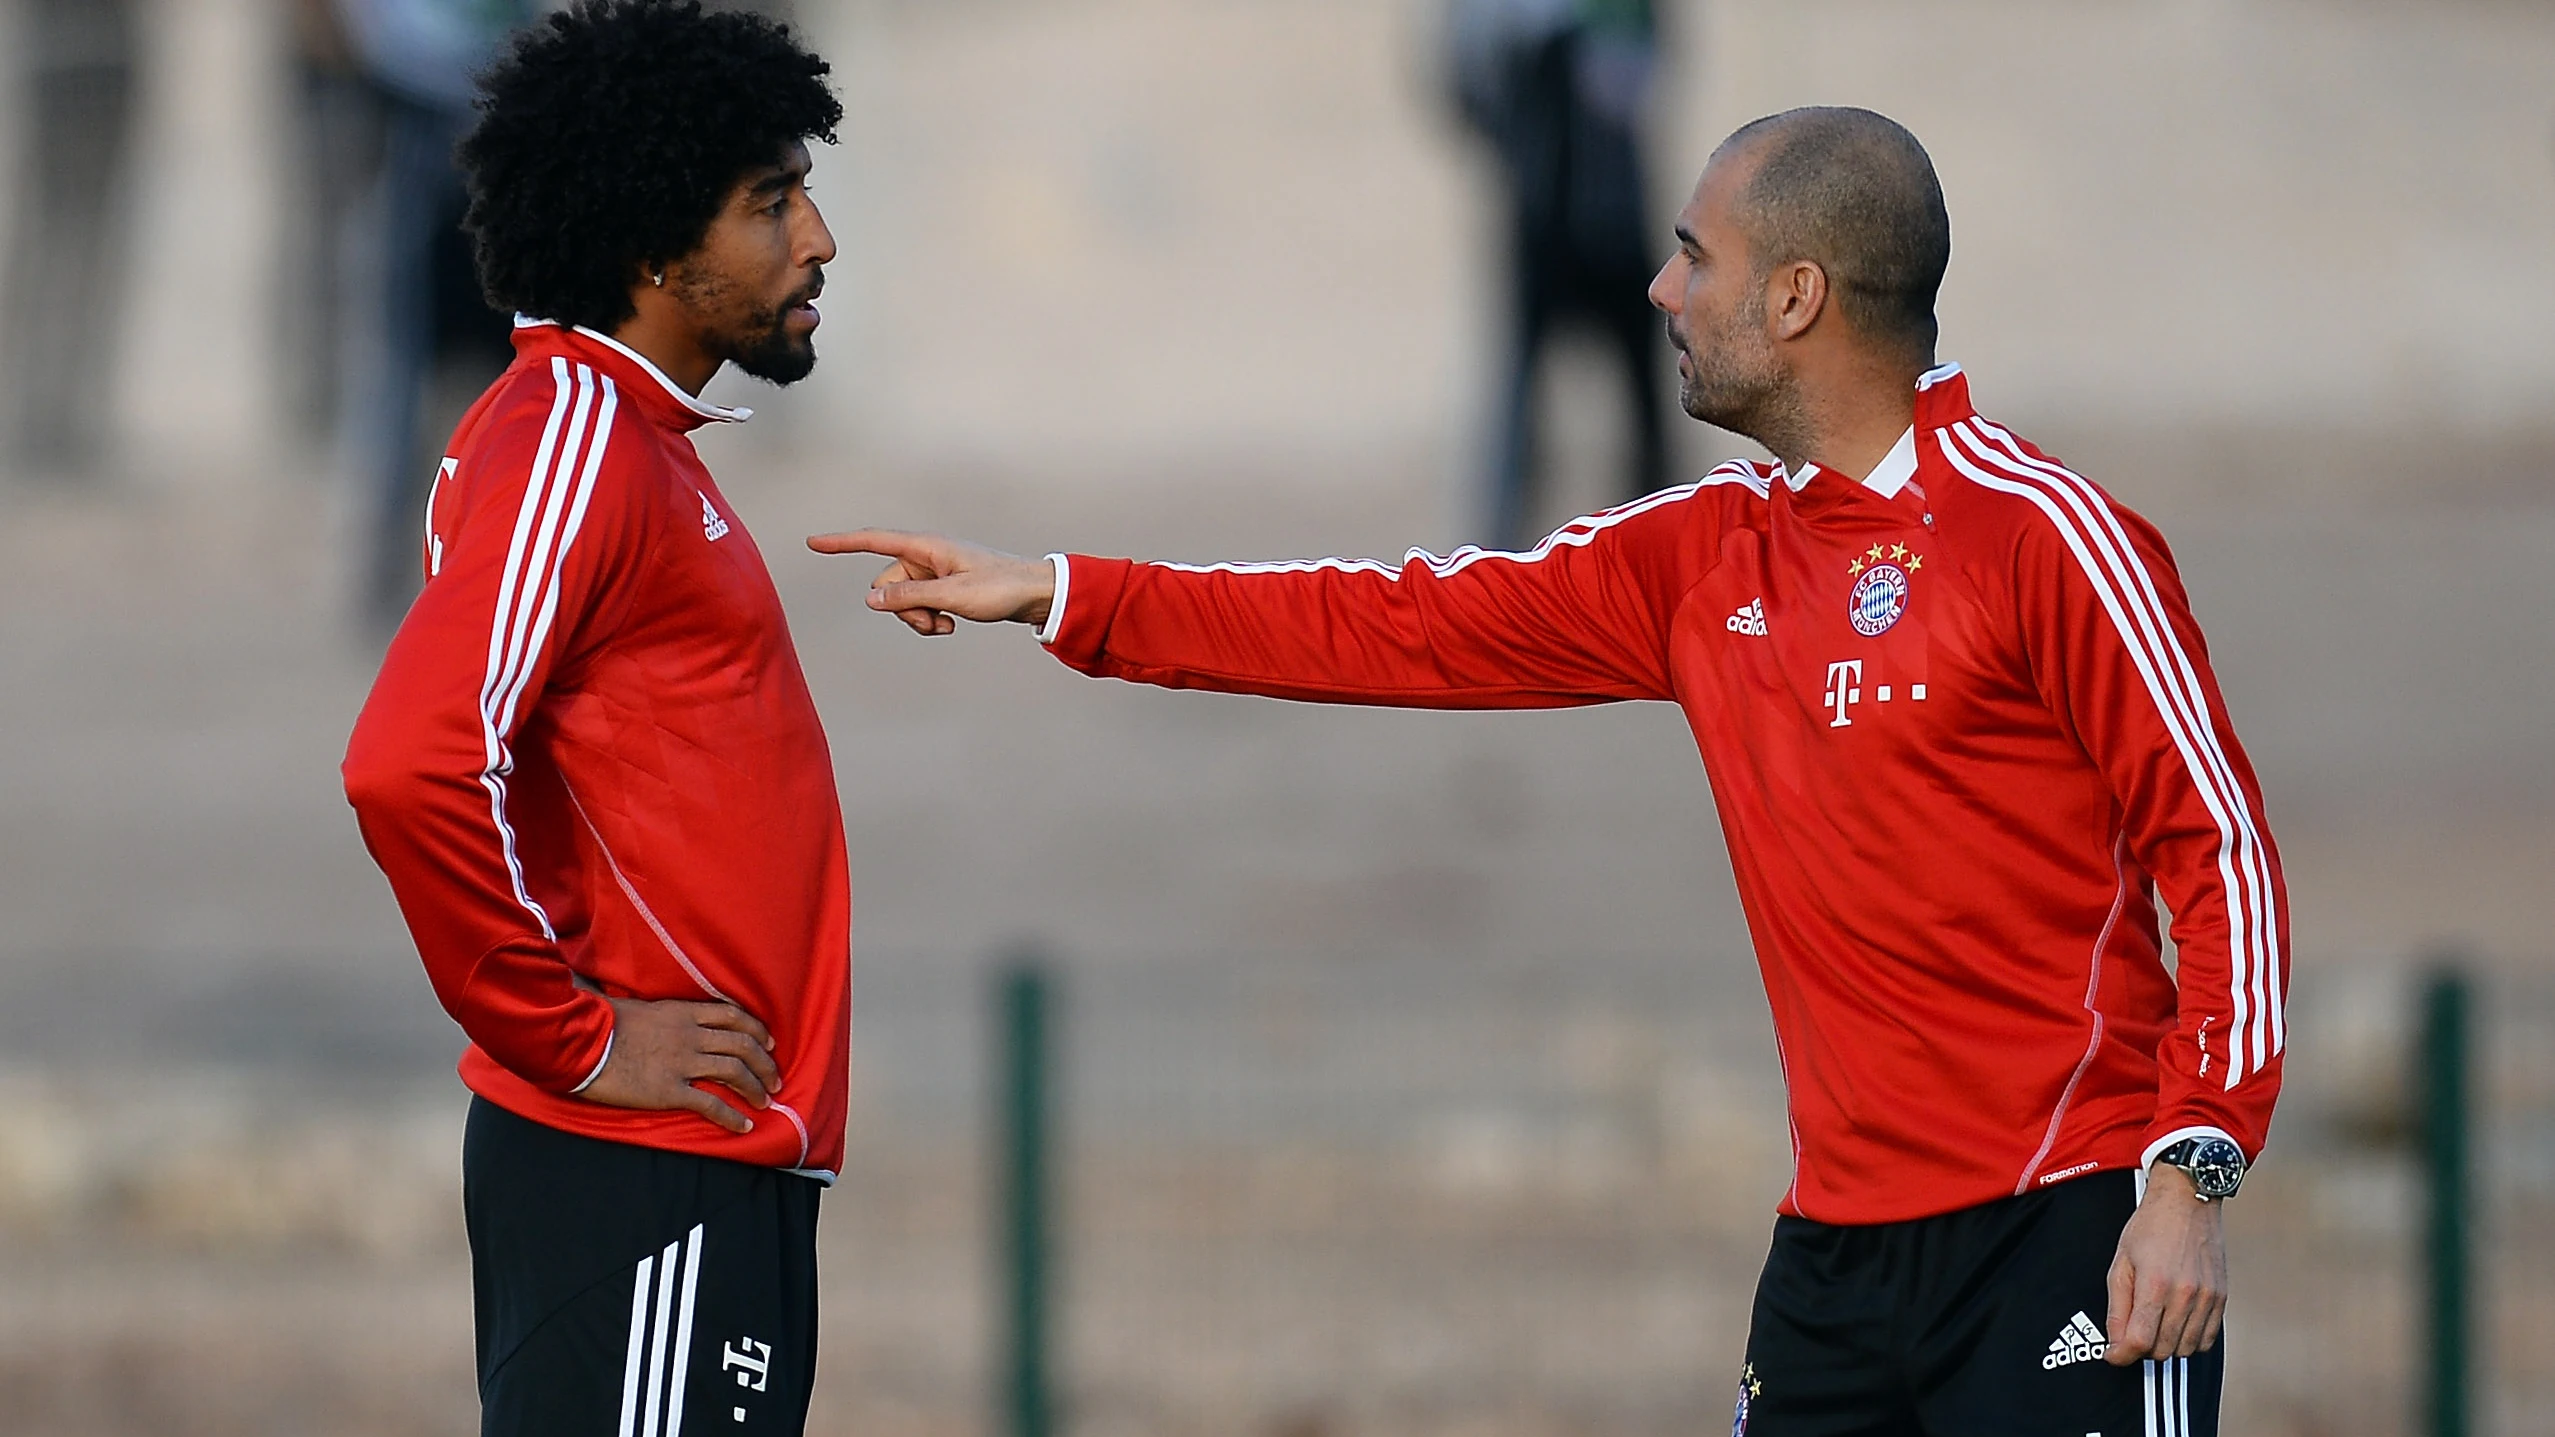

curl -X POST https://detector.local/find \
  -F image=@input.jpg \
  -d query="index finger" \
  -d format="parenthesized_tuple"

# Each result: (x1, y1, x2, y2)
(2103, 1251, 2141, 1365)
(2114, 1269, 2168, 1364)
(807, 527, 935, 561)
(695, 1002, 776, 1052)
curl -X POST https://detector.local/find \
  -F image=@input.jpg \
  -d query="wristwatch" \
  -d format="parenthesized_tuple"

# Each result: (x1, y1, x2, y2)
(2154, 1136, 2247, 1201)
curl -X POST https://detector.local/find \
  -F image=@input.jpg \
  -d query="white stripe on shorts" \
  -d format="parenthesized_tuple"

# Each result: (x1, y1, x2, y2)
(614, 1226, 708, 1437)
(617, 1252, 656, 1437)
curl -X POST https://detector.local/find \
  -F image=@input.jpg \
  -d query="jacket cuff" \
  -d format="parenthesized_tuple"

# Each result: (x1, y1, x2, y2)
(1041, 555, 1133, 671)
(2140, 1123, 2245, 1171)
(569, 1031, 614, 1093)
(1034, 553, 1071, 645)
(491, 988, 617, 1096)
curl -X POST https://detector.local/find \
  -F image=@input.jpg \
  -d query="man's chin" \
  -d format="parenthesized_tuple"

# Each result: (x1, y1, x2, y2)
(732, 335, 818, 386)
(1679, 381, 1729, 427)
(1680, 371, 1766, 433)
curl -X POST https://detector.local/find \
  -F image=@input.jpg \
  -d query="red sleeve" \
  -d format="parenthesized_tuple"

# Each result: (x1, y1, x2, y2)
(1043, 483, 1724, 707)
(1997, 438, 2290, 1167)
(342, 358, 646, 1094)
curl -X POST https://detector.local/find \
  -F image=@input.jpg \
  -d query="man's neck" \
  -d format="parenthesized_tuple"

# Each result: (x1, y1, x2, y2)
(609, 298, 721, 395)
(1767, 365, 1921, 484)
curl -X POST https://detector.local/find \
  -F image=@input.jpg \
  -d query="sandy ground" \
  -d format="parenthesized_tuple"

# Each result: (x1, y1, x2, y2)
(1, 421, 2550, 1434)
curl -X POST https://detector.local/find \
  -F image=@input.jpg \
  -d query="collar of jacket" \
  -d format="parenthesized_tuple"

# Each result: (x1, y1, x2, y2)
(1776, 361, 1978, 514)
(510, 317, 755, 433)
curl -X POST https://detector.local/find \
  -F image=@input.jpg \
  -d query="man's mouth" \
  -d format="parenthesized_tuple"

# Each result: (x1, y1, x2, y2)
(783, 276, 825, 328)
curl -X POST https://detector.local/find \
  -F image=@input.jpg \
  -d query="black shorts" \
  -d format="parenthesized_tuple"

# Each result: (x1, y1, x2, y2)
(1734, 1171, 2221, 1436)
(462, 1097, 824, 1437)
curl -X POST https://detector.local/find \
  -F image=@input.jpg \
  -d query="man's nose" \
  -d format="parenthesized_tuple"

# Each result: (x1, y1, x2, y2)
(1647, 258, 1679, 313)
(799, 198, 839, 267)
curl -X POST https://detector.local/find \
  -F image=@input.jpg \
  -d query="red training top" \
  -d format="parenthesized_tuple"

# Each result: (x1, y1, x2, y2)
(1041, 365, 2287, 1224)
(344, 321, 851, 1179)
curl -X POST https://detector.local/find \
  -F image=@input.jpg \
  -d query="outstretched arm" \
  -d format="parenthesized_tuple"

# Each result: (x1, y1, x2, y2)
(812, 485, 1718, 710)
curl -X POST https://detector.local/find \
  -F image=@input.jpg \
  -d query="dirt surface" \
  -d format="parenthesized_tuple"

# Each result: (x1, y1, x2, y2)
(3, 422, 2550, 1433)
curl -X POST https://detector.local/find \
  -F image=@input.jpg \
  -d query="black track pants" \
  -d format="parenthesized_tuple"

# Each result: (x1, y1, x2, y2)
(1732, 1171, 2222, 1436)
(462, 1097, 823, 1436)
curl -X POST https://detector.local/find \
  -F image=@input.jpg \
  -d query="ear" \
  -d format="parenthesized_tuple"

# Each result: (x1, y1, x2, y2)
(1766, 260, 1830, 342)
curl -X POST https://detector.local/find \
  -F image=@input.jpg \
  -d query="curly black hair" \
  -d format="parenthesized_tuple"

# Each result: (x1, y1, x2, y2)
(458, 1, 842, 333)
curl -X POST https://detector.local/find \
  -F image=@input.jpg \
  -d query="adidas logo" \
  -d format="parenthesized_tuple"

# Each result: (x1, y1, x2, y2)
(700, 492, 731, 542)
(1725, 598, 1768, 637)
(2041, 1311, 2108, 1369)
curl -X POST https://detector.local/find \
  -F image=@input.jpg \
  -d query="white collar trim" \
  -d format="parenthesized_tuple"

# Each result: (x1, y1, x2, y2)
(513, 315, 753, 423)
(1779, 425, 1917, 498)
(1773, 362, 1959, 495)
(1862, 425, 1919, 499)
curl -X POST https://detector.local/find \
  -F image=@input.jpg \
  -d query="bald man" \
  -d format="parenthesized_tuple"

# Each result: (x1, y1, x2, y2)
(816, 108, 2284, 1436)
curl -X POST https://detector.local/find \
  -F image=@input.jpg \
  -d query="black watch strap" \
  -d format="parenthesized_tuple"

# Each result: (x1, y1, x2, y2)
(2156, 1135, 2247, 1200)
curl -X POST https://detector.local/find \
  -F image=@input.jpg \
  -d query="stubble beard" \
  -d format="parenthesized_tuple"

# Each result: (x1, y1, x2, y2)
(673, 267, 822, 386)
(729, 309, 818, 386)
(1675, 299, 1808, 463)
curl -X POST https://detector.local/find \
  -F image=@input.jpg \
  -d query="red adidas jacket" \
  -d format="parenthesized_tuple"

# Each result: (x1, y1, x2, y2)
(1042, 365, 2286, 1224)
(344, 322, 851, 1178)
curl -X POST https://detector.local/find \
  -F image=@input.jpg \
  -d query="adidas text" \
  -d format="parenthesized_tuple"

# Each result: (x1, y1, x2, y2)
(2042, 1311, 2109, 1369)
(1726, 598, 1768, 637)
(701, 492, 731, 542)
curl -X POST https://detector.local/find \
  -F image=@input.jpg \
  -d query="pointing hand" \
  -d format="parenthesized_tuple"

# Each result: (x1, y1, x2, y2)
(805, 528, 1057, 637)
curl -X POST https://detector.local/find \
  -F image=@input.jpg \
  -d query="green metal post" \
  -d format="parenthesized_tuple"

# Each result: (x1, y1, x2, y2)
(2419, 968, 2471, 1437)
(998, 959, 1055, 1437)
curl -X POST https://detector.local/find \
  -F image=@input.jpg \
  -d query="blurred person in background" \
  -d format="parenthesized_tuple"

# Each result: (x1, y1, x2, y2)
(341, 4, 847, 1431)
(822, 107, 2287, 1437)
(0, 0, 139, 479)
(304, 0, 535, 628)
(1450, 0, 1669, 549)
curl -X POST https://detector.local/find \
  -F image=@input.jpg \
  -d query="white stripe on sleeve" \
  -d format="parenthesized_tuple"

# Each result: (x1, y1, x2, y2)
(1148, 464, 1759, 585)
(469, 364, 623, 949)
(1940, 423, 2278, 1087)
(475, 358, 580, 939)
(1969, 420, 2284, 1066)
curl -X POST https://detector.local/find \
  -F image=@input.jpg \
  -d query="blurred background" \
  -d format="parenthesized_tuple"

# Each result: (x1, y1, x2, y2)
(1, 0, 2551, 1433)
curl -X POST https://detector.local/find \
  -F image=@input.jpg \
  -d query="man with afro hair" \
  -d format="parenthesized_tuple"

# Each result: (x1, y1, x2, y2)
(343, 4, 851, 1431)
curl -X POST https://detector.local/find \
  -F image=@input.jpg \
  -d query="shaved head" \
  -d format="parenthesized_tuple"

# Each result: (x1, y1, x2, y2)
(1719, 107, 1950, 362)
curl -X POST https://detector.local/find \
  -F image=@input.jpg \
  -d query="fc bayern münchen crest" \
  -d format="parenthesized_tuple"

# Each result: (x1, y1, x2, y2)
(1849, 562, 1910, 636)
(1732, 1361, 1762, 1436)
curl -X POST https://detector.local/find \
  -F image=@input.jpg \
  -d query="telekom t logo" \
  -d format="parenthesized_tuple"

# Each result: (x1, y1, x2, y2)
(723, 1337, 772, 1391)
(1824, 660, 1863, 728)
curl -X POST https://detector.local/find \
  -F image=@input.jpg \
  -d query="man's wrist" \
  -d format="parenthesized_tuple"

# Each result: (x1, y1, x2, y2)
(2144, 1159, 2201, 1200)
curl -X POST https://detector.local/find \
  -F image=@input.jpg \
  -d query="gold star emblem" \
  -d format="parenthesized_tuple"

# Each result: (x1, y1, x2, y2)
(1867, 544, 1885, 561)
(1906, 554, 1924, 571)
(1847, 556, 1866, 576)
(1889, 544, 1909, 562)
